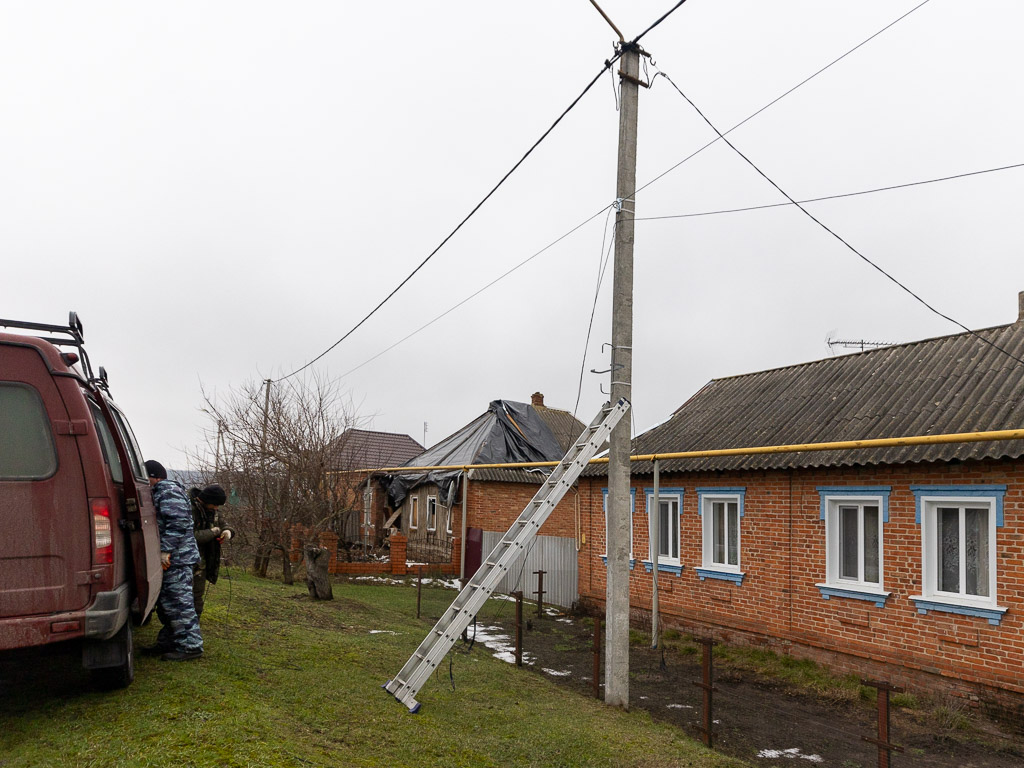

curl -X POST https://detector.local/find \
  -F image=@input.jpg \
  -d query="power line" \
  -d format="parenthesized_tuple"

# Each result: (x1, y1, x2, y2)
(656, 70, 1024, 367)
(277, 55, 625, 383)
(632, 162, 1024, 222)
(338, 206, 614, 381)
(632, 0, 933, 201)
(289, 0, 934, 384)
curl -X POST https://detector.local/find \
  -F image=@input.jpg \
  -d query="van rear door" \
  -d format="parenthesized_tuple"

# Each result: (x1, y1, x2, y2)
(0, 343, 92, 619)
(96, 399, 161, 620)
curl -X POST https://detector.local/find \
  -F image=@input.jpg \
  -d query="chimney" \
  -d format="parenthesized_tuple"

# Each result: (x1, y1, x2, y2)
(1019, 291, 1024, 323)
(531, 392, 545, 407)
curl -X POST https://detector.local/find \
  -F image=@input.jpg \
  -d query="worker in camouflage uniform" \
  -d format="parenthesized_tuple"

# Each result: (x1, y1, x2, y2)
(143, 460, 203, 661)
(188, 483, 233, 616)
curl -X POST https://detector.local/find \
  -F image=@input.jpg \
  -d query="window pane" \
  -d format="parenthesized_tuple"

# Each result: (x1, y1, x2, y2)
(0, 384, 57, 479)
(965, 507, 989, 597)
(863, 505, 879, 584)
(658, 501, 671, 558)
(727, 502, 739, 566)
(90, 401, 123, 483)
(937, 507, 960, 593)
(713, 502, 725, 565)
(839, 505, 859, 580)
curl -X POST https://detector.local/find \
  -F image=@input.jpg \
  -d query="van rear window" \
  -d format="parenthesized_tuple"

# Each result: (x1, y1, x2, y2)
(0, 384, 58, 480)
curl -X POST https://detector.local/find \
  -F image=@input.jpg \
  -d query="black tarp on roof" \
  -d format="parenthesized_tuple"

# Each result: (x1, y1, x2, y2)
(385, 400, 566, 509)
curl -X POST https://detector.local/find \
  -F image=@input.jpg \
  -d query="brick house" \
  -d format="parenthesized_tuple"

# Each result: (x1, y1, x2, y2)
(377, 393, 587, 605)
(328, 429, 422, 546)
(579, 295, 1024, 713)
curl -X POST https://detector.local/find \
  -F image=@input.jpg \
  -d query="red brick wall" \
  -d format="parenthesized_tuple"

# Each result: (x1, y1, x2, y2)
(466, 480, 579, 538)
(578, 459, 1024, 712)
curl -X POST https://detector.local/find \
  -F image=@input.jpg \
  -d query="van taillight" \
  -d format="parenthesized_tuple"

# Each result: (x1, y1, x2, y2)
(91, 498, 114, 564)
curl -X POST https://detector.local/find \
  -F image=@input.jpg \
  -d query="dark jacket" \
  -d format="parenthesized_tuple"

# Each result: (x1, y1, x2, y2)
(189, 491, 231, 584)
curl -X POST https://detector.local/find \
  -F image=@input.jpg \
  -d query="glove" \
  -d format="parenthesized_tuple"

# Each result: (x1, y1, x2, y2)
(160, 552, 171, 570)
(210, 527, 221, 537)
(218, 529, 232, 541)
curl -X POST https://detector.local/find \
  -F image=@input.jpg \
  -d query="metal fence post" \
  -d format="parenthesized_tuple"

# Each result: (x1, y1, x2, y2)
(861, 679, 904, 768)
(534, 569, 546, 617)
(513, 591, 524, 667)
(693, 638, 716, 748)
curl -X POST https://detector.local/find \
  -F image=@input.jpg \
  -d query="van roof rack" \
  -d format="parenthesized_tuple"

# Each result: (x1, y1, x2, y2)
(0, 311, 102, 387)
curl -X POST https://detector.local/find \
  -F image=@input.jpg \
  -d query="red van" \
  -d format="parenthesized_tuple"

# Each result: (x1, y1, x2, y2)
(0, 312, 162, 688)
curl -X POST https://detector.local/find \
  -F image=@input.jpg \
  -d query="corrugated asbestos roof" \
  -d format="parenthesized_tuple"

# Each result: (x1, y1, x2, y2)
(586, 320, 1024, 477)
(330, 429, 424, 470)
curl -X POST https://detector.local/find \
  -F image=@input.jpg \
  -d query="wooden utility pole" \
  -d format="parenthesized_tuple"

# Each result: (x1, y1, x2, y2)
(605, 41, 640, 709)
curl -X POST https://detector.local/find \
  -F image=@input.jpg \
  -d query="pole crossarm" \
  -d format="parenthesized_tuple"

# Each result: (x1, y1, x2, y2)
(331, 427, 1024, 476)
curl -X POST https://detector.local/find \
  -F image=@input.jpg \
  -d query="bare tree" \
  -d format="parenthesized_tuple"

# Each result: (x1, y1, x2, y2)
(189, 373, 367, 596)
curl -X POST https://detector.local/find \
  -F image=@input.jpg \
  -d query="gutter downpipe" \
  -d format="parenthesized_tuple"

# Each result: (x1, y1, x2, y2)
(460, 469, 469, 580)
(650, 458, 660, 649)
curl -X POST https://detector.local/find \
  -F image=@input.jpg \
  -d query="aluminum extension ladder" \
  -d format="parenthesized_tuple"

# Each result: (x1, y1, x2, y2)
(383, 398, 630, 713)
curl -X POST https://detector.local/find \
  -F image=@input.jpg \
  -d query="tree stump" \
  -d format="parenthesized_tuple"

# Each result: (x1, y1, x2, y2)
(303, 545, 333, 600)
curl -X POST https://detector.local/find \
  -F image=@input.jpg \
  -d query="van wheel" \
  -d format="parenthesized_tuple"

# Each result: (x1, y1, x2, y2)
(89, 622, 135, 690)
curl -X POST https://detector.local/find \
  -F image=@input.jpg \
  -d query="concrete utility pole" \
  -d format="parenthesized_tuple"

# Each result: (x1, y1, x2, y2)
(605, 41, 640, 709)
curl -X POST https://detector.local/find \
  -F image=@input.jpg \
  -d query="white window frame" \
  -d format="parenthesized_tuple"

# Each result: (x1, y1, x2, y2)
(645, 489, 683, 568)
(446, 502, 453, 535)
(409, 496, 419, 530)
(699, 492, 743, 574)
(920, 495, 997, 609)
(426, 495, 437, 532)
(602, 488, 636, 563)
(823, 494, 886, 593)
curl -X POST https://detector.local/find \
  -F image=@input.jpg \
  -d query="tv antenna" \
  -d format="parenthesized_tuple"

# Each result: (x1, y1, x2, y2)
(826, 333, 894, 354)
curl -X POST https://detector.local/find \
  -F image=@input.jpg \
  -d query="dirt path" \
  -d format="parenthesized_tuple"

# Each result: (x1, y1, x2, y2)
(475, 604, 1024, 767)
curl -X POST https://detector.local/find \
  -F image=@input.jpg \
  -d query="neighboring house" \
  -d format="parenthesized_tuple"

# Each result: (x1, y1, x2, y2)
(580, 294, 1024, 713)
(329, 429, 423, 546)
(378, 393, 587, 607)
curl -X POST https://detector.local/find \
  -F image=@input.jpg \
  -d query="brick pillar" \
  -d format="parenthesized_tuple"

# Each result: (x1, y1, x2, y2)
(290, 525, 304, 563)
(318, 531, 339, 574)
(450, 536, 462, 576)
(390, 533, 407, 576)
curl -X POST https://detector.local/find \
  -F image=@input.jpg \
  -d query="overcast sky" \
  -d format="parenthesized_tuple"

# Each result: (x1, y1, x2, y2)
(3, 1, 1023, 470)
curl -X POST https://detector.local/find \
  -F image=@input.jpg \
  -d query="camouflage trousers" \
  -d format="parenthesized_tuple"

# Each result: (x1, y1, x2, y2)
(156, 564, 203, 653)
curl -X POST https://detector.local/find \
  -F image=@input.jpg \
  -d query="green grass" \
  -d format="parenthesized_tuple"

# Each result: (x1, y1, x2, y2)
(0, 574, 748, 768)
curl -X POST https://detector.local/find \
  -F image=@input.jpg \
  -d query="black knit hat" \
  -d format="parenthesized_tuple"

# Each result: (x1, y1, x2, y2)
(144, 460, 167, 480)
(198, 483, 227, 506)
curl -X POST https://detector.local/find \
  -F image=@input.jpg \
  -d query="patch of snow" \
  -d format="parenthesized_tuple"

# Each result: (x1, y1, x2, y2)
(666, 704, 694, 710)
(556, 617, 573, 624)
(470, 624, 535, 666)
(369, 630, 398, 635)
(419, 577, 461, 590)
(756, 748, 823, 762)
(541, 668, 571, 677)
(353, 576, 405, 585)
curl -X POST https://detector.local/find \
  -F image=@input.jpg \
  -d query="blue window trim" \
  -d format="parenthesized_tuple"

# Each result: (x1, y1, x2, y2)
(600, 554, 637, 571)
(910, 485, 1006, 526)
(640, 560, 684, 576)
(601, 488, 637, 571)
(696, 487, 746, 517)
(816, 584, 890, 608)
(643, 487, 684, 571)
(695, 568, 745, 585)
(910, 597, 1007, 626)
(642, 487, 685, 510)
(817, 486, 891, 522)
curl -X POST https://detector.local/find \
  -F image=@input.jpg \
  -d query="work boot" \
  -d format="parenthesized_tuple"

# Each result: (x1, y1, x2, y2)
(161, 648, 203, 661)
(140, 643, 172, 656)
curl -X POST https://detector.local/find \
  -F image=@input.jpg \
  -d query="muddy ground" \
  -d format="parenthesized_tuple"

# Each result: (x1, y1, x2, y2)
(472, 601, 1024, 768)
